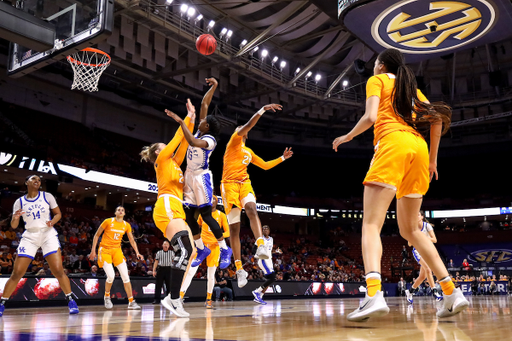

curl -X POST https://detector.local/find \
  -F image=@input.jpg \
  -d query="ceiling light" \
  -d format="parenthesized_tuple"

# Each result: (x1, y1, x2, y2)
(180, 4, 188, 13)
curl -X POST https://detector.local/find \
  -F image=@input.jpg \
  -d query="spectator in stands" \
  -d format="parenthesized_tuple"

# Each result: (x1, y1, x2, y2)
(448, 259, 455, 268)
(489, 279, 497, 295)
(0, 228, 7, 240)
(462, 259, 470, 271)
(397, 277, 406, 296)
(0, 252, 12, 274)
(36, 263, 52, 276)
(89, 265, 99, 277)
(69, 249, 79, 264)
(69, 232, 79, 247)
(401, 245, 409, 266)
(73, 255, 90, 273)
(59, 230, 69, 246)
(214, 270, 233, 301)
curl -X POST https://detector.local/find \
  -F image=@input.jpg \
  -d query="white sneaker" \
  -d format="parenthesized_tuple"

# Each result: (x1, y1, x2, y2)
(255, 244, 270, 260)
(128, 301, 141, 310)
(162, 295, 190, 318)
(347, 291, 390, 322)
(237, 269, 248, 288)
(436, 288, 469, 318)
(104, 297, 113, 309)
(405, 289, 413, 304)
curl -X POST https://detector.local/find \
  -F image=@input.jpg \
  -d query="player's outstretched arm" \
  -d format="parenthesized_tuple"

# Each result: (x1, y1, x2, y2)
(332, 96, 379, 152)
(166, 100, 209, 149)
(237, 104, 282, 137)
(200, 78, 218, 120)
(173, 100, 197, 166)
(251, 147, 292, 170)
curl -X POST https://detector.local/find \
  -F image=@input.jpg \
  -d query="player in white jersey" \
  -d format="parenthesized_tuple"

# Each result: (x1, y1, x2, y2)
(0, 175, 79, 316)
(252, 225, 282, 305)
(167, 79, 232, 270)
(405, 210, 443, 303)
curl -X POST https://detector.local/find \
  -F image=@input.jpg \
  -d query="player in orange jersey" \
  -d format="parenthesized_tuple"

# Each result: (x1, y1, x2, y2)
(332, 48, 466, 321)
(179, 195, 230, 308)
(139, 99, 196, 318)
(89, 206, 143, 310)
(221, 103, 293, 288)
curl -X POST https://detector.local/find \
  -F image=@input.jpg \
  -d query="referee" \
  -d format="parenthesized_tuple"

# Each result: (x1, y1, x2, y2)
(152, 240, 173, 304)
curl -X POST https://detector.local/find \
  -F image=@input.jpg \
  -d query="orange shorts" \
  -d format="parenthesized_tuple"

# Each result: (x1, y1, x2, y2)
(98, 247, 125, 268)
(364, 131, 429, 199)
(153, 194, 186, 238)
(220, 181, 255, 215)
(191, 243, 220, 268)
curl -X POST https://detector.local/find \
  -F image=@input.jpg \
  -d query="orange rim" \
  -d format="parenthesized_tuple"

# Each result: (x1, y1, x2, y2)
(67, 48, 111, 67)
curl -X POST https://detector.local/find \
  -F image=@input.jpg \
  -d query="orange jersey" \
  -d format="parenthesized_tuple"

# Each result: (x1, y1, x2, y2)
(222, 131, 283, 183)
(99, 218, 132, 249)
(366, 73, 428, 145)
(155, 116, 193, 198)
(197, 210, 230, 245)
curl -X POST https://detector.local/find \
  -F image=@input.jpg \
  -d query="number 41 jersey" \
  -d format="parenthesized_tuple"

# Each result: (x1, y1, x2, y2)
(99, 218, 132, 249)
(12, 191, 58, 232)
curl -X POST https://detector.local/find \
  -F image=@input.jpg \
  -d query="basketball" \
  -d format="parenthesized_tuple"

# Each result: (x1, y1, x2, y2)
(196, 34, 217, 55)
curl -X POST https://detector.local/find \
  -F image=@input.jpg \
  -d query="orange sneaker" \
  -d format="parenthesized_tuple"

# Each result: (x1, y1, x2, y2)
(205, 300, 213, 309)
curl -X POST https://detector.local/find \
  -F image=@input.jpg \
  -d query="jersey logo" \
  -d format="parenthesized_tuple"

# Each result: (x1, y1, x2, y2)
(371, 0, 496, 54)
(18, 246, 26, 253)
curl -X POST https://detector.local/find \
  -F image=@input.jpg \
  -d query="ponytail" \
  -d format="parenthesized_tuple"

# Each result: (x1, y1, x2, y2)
(140, 143, 161, 163)
(378, 49, 451, 136)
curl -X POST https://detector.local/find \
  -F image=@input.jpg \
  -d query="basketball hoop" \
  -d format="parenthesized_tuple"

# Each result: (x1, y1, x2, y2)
(67, 48, 111, 92)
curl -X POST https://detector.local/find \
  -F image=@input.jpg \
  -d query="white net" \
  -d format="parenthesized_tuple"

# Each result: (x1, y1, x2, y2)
(67, 48, 111, 92)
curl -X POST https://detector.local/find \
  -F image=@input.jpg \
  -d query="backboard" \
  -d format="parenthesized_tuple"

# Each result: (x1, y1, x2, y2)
(7, 0, 113, 78)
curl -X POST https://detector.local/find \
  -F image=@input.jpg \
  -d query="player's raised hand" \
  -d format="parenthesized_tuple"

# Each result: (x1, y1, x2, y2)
(206, 77, 218, 87)
(165, 109, 183, 124)
(263, 103, 283, 112)
(283, 147, 293, 160)
(333, 134, 353, 152)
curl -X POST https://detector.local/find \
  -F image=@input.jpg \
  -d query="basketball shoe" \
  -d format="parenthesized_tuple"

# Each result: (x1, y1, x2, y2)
(436, 288, 469, 318)
(128, 301, 141, 310)
(68, 299, 79, 314)
(162, 295, 190, 317)
(432, 288, 443, 301)
(104, 296, 113, 309)
(219, 247, 233, 269)
(191, 246, 211, 267)
(405, 289, 413, 304)
(205, 299, 213, 309)
(236, 269, 248, 288)
(252, 290, 267, 305)
(255, 245, 270, 260)
(347, 291, 389, 322)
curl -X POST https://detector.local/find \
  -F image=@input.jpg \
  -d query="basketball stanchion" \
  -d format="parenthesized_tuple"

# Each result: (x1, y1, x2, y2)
(67, 48, 111, 92)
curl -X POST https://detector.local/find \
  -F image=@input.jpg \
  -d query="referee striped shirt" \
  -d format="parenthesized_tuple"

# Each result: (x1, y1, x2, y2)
(155, 250, 173, 267)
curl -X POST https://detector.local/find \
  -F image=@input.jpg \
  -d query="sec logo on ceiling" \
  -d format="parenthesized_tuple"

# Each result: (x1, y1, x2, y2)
(371, 0, 497, 54)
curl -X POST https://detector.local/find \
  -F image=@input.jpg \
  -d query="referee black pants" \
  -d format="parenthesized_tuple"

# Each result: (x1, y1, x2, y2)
(154, 266, 172, 301)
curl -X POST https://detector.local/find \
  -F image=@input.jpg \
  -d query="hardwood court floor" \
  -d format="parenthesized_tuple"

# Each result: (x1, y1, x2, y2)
(0, 296, 509, 340)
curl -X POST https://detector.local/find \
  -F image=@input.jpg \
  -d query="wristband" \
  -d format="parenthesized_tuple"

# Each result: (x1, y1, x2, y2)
(256, 107, 265, 116)
(281, 156, 285, 161)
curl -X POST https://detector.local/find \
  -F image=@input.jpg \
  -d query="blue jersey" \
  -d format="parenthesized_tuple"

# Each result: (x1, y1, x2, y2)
(186, 131, 216, 172)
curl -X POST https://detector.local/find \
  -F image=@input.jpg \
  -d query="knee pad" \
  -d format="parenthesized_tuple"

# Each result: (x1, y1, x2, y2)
(199, 206, 223, 240)
(170, 230, 193, 271)
(116, 262, 131, 283)
(103, 263, 115, 283)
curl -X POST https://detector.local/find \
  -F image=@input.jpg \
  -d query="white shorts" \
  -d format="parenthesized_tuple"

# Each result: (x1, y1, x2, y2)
(412, 248, 421, 264)
(258, 258, 274, 275)
(183, 170, 214, 208)
(17, 227, 61, 259)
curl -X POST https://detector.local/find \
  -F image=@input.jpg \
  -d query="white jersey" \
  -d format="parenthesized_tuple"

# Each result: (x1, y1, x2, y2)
(262, 236, 274, 255)
(421, 222, 433, 237)
(186, 131, 216, 172)
(12, 191, 58, 232)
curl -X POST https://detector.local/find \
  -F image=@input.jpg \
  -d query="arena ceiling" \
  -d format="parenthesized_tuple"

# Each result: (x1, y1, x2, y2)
(0, 0, 512, 152)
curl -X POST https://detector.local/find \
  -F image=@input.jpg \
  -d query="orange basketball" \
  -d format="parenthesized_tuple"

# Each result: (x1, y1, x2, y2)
(196, 34, 217, 55)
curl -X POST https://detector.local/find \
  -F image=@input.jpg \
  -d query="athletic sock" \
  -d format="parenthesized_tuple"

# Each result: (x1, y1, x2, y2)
(195, 239, 205, 250)
(180, 291, 185, 299)
(207, 292, 212, 301)
(439, 276, 455, 295)
(256, 238, 264, 247)
(218, 239, 228, 250)
(235, 260, 243, 271)
(1, 297, 8, 305)
(128, 297, 134, 303)
(365, 272, 382, 297)
(105, 291, 110, 298)
(65, 293, 74, 302)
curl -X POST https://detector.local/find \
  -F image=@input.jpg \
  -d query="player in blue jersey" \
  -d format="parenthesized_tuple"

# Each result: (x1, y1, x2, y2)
(166, 78, 232, 269)
(0, 175, 78, 316)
